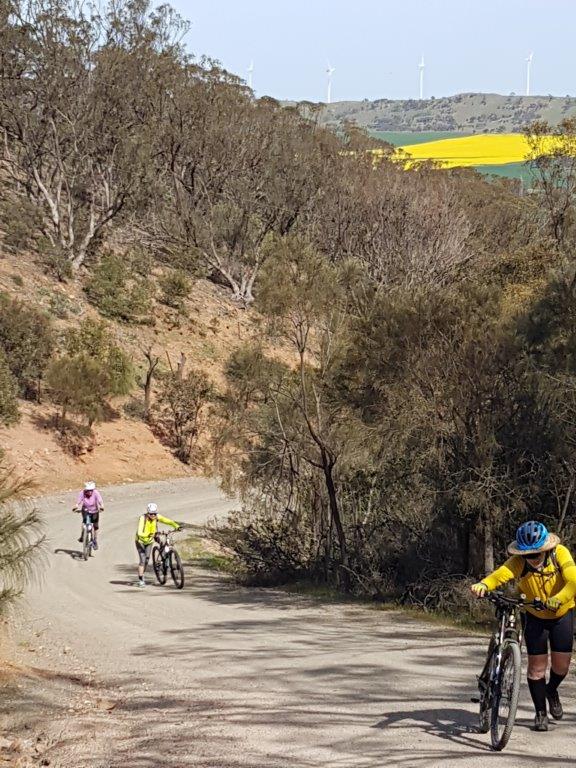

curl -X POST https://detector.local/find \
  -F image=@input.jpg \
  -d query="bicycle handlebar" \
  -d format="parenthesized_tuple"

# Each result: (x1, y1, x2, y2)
(485, 590, 546, 611)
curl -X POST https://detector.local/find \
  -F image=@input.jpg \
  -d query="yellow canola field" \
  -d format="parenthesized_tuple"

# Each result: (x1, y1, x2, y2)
(386, 133, 563, 169)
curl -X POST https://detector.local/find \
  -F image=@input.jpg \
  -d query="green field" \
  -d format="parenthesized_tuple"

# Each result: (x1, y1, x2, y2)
(474, 162, 536, 184)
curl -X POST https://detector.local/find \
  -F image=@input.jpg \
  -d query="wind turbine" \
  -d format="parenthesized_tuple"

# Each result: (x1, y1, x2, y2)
(326, 62, 335, 104)
(525, 52, 533, 96)
(419, 55, 425, 100)
(247, 60, 254, 90)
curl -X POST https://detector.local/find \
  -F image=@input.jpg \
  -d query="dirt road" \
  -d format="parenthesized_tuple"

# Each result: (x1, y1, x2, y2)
(6, 479, 576, 767)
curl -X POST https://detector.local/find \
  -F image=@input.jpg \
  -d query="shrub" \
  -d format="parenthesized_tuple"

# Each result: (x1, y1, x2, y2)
(0, 194, 72, 280)
(0, 457, 45, 613)
(130, 248, 155, 277)
(64, 319, 134, 396)
(47, 291, 77, 320)
(46, 353, 113, 426)
(159, 269, 192, 309)
(155, 370, 213, 464)
(0, 293, 55, 399)
(85, 252, 153, 323)
(0, 352, 19, 426)
(0, 193, 43, 254)
(38, 241, 74, 281)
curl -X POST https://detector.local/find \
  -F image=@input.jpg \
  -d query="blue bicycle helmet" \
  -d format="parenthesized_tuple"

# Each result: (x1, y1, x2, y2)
(515, 520, 549, 551)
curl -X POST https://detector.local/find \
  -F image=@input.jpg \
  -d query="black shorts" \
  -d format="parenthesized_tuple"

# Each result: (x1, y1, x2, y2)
(522, 609, 574, 655)
(82, 510, 100, 531)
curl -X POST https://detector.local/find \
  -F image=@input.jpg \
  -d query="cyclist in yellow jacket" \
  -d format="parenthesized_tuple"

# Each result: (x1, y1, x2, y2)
(135, 503, 180, 588)
(471, 521, 576, 732)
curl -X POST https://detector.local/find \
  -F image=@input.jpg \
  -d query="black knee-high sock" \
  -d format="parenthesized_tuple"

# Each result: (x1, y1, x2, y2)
(528, 677, 547, 713)
(547, 670, 566, 694)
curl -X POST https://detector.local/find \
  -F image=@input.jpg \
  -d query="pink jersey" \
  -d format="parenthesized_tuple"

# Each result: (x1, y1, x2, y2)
(76, 489, 103, 512)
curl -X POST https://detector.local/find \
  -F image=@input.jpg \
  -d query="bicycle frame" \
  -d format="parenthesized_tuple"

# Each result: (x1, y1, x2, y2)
(476, 591, 546, 750)
(155, 531, 175, 561)
(77, 507, 97, 560)
(480, 601, 521, 691)
(82, 512, 95, 530)
(152, 529, 185, 589)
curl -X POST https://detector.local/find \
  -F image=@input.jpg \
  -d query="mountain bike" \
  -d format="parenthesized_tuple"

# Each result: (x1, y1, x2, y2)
(473, 590, 544, 751)
(152, 530, 184, 589)
(77, 508, 97, 561)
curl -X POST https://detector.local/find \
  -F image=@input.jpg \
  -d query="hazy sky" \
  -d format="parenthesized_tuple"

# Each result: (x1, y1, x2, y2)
(168, 0, 574, 102)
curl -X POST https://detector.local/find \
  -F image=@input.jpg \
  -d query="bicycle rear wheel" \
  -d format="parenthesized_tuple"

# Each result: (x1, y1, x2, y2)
(152, 545, 167, 585)
(490, 641, 521, 751)
(169, 549, 184, 589)
(82, 528, 90, 561)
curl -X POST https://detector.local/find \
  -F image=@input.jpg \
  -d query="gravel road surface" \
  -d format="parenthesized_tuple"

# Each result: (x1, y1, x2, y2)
(9, 478, 576, 767)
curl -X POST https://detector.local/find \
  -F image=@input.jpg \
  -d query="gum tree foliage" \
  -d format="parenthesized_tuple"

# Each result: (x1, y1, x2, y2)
(215, 238, 363, 587)
(214, 204, 576, 604)
(144, 68, 340, 303)
(0, 0, 185, 270)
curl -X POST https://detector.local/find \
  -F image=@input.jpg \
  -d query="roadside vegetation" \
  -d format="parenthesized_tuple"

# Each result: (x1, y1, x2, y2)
(0, 457, 44, 613)
(1, 0, 576, 617)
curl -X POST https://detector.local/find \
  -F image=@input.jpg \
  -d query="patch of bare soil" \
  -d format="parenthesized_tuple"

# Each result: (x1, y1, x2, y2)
(0, 659, 125, 767)
(0, 401, 190, 493)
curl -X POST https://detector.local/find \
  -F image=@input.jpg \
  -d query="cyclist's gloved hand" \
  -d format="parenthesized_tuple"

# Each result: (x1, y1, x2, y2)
(471, 582, 488, 598)
(545, 596, 562, 612)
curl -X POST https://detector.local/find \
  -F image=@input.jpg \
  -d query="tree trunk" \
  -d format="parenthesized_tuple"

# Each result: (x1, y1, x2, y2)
(144, 375, 153, 419)
(483, 511, 494, 575)
(322, 454, 349, 590)
(143, 347, 159, 421)
(468, 514, 488, 578)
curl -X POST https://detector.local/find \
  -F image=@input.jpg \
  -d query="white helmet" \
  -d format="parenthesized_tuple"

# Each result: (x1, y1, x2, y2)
(146, 502, 158, 515)
(84, 481, 96, 491)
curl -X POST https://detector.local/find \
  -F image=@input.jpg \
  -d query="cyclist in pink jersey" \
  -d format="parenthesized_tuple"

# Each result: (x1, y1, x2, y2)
(73, 481, 104, 550)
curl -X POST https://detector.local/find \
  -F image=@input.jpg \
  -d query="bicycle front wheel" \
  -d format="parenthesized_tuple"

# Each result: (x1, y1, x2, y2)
(152, 545, 167, 585)
(490, 641, 522, 751)
(169, 549, 185, 589)
(82, 528, 90, 561)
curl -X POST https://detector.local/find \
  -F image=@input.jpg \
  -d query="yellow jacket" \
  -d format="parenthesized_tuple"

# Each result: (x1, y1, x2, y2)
(135, 514, 179, 546)
(481, 544, 576, 618)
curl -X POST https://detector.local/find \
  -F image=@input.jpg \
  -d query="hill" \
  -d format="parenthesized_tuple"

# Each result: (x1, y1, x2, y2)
(309, 92, 576, 133)
(0, 248, 265, 491)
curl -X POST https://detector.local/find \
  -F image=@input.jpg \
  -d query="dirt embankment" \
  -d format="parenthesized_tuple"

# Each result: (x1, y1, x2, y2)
(0, 249, 272, 492)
